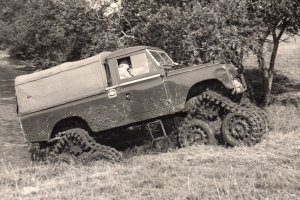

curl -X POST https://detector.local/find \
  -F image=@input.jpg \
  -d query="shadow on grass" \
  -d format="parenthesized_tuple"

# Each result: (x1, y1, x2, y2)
(244, 68, 300, 106)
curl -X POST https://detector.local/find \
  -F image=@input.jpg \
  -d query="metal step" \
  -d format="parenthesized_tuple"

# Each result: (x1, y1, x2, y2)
(146, 120, 167, 141)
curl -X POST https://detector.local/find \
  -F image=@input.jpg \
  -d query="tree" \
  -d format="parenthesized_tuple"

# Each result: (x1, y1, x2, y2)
(0, 0, 29, 49)
(3, 0, 119, 69)
(120, 0, 300, 106)
(119, 0, 256, 66)
(247, 0, 300, 105)
(3, 0, 299, 106)
(119, 1, 193, 63)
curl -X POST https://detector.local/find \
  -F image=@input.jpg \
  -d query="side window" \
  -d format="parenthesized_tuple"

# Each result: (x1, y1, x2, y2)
(117, 53, 159, 80)
(104, 63, 112, 86)
(131, 53, 149, 76)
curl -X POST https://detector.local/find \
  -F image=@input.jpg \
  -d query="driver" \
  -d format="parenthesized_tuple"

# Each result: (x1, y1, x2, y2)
(118, 59, 133, 79)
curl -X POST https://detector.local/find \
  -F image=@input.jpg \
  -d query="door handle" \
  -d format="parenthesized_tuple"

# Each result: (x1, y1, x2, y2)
(126, 93, 131, 100)
(107, 88, 117, 98)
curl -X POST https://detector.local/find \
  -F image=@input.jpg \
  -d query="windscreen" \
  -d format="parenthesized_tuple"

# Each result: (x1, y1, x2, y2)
(149, 50, 174, 65)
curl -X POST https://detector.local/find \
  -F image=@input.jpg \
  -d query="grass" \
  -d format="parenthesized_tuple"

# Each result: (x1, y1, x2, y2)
(0, 106, 299, 200)
(0, 38, 299, 199)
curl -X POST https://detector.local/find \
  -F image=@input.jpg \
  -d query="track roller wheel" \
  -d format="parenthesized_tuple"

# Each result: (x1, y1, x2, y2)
(221, 112, 261, 146)
(179, 119, 216, 147)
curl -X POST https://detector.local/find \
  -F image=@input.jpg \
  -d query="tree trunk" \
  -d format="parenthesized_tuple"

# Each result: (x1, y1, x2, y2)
(254, 43, 266, 104)
(261, 69, 274, 106)
(269, 40, 279, 72)
(261, 35, 280, 106)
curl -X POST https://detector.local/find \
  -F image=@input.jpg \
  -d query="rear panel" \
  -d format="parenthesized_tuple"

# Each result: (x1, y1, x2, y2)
(15, 53, 110, 115)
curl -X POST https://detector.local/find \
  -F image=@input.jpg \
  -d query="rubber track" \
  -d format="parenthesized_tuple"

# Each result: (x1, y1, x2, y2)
(203, 91, 265, 136)
(181, 91, 267, 146)
(239, 101, 270, 132)
(47, 128, 122, 163)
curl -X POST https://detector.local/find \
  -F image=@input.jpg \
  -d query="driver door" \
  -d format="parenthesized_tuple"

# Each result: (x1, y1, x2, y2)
(118, 52, 171, 123)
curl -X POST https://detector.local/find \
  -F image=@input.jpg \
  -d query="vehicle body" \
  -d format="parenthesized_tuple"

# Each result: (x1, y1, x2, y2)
(15, 46, 246, 144)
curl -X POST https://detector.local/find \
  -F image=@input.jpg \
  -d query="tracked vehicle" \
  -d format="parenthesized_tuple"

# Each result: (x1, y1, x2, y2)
(15, 46, 268, 163)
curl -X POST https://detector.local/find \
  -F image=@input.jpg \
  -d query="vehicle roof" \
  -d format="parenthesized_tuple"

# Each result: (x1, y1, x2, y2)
(106, 46, 163, 59)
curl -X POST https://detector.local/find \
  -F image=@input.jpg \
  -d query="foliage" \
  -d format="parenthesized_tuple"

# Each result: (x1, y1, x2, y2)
(0, 0, 27, 49)
(1, 0, 299, 103)
(1, 0, 120, 69)
(2, 0, 256, 68)
(119, 1, 192, 63)
(120, 0, 253, 66)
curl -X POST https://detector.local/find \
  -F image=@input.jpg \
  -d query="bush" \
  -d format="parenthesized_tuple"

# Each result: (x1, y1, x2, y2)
(3, 0, 119, 69)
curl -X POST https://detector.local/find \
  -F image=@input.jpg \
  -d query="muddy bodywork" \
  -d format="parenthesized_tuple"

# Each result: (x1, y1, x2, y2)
(16, 46, 246, 143)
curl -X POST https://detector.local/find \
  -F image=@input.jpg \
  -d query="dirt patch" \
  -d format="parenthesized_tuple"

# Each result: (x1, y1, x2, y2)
(0, 102, 30, 165)
(0, 51, 32, 165)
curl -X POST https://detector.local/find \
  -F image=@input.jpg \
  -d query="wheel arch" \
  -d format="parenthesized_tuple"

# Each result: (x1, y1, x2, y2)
(50, 116, 92, 138)
(186, 79, 230, 102)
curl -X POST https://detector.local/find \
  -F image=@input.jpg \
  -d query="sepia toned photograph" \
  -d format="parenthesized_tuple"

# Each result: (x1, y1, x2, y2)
(0, 0, 299, 199)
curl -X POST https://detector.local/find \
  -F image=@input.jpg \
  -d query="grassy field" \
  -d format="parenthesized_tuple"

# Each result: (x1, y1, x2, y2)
(0, 38, 299, 200)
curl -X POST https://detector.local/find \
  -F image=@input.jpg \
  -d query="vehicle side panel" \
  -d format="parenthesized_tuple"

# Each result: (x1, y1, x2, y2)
(20, 91, 125, 142)
(166, 64, 236, 112)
